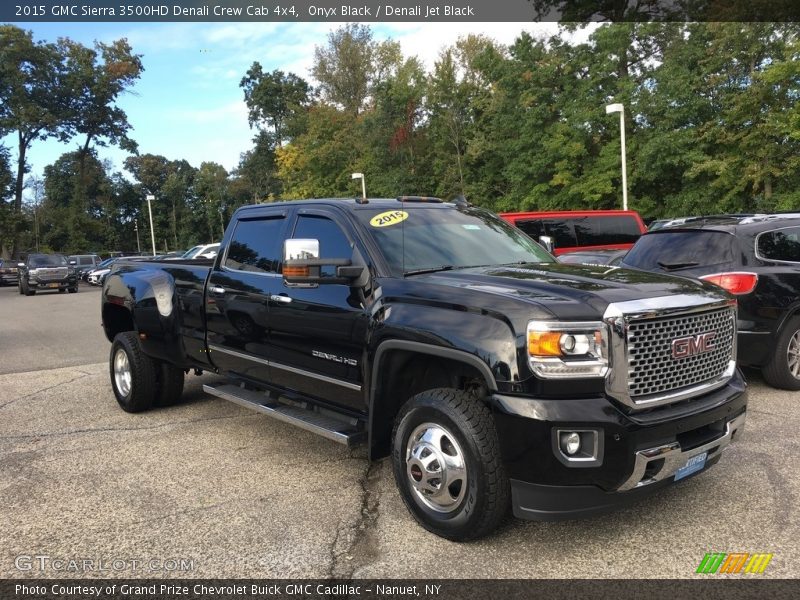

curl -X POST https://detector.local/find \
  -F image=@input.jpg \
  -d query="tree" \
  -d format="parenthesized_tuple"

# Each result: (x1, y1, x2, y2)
(0, 25, 70, 257)
(240, 65, 309, 147)
(194, 162, 230, 242)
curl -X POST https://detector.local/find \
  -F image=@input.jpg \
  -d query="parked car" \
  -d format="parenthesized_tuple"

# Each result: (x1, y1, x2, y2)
(165, 243, 220, 260)
(557, 248, 628, 266)
(87, 258, 117, 286)
(621, 214, 800, 389)
(0, 258, 19, 286)
(499, 210, 647, 256)
(100, 197, 746, 540)
(17, 253, 79, 295)
(68, 254, 102, 280)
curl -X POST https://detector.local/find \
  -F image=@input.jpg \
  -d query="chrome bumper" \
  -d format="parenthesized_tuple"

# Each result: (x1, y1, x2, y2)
(617, 412, 746, 492)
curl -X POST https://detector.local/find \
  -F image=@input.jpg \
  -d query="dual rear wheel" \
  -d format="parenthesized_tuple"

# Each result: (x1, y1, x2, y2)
(109, 332, 185, 412)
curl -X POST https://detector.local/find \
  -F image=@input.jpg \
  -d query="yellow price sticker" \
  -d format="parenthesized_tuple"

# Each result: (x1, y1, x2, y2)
(370, 210, 409, 228)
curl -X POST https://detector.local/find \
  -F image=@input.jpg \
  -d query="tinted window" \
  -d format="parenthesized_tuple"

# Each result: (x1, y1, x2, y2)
(225, 217, 285, 273)
(622, 231, 734, 272)
(516, 219, 577, 248)
(573, 216, 642, 245)
(356, 207, 553, 274)
(293, 215, 352, 259)
(758, 228, 800, 262)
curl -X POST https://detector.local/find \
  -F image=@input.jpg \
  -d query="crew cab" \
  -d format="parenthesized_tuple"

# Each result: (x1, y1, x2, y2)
(101, 198, 746, 540)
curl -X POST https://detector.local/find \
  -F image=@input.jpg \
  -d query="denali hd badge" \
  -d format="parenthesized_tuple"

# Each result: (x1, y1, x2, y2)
(672, 331, 717, 359)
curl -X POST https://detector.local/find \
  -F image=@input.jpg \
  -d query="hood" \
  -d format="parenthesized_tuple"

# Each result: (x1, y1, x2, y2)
(414, 262, 728, 321)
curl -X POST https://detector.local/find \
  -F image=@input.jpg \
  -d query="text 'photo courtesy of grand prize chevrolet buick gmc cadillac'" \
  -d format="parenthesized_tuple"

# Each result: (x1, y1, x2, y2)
(100, 197, 747, 541)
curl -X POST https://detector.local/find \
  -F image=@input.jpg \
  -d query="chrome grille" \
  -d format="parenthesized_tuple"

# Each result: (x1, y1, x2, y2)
(627, 307, 735, 398)
(35, 268, 68, 281)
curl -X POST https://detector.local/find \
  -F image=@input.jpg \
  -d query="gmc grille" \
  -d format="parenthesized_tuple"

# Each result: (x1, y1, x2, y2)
(627, 307, 736, 398)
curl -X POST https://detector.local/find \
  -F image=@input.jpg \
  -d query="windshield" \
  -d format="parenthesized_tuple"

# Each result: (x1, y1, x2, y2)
(356, 205, 554, 275)
(182, 245, 203, 258)
(97, 258, 115, 268)
(30, 254, 67, 267)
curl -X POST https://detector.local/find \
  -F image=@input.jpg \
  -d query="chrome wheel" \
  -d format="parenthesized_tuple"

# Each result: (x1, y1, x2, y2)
(788, 330, 800, 379)
(113, 349, 132, 397)
(405, 422, 467, 513)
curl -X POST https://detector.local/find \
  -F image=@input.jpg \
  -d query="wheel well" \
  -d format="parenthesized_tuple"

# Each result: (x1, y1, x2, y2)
(369, 349, 490, 459)
(103, 304, 135, 342)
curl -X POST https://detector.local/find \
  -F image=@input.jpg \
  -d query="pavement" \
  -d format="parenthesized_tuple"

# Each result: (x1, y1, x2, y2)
(0, 283, 798, 578)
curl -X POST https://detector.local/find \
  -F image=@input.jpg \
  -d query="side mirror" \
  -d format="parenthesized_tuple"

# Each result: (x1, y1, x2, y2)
(539, 235, 555, 253)
(17, 263, 25, 268)
(283, 238, 364, 285)
(69, 260, 77, 266)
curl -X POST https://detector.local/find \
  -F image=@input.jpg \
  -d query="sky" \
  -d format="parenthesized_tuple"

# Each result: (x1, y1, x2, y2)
(7, 21, 571, 199)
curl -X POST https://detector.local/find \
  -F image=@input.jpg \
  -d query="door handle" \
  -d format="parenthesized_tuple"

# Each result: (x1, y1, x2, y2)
(269, 294, 292, 304)
(209, 286, 226, 295)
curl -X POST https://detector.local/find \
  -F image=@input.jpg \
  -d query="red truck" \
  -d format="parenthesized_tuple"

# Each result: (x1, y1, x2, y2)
(500, 210, 647, 256)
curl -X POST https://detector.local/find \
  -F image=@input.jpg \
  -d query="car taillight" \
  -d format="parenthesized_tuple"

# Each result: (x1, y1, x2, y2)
(700, 272, 758, 295)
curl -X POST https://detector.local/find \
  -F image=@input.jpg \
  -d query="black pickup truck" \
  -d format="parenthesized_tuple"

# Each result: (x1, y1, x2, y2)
(101, 198, 747, 540)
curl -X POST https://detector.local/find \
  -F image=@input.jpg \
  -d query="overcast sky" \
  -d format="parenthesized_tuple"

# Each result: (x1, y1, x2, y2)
(8, 21, 573, 196)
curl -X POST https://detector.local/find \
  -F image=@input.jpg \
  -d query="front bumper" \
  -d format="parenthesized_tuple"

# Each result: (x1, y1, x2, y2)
(0, 273, 18, 285)
(28, 277, 77, 289)
(491, 370, 747, 521)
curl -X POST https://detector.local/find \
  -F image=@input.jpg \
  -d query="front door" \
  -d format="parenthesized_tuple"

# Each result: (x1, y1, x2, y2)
(267, 209, 369, 412)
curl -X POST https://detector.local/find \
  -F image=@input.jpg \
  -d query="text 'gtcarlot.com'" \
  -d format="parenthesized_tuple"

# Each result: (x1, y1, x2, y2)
(14, 554, 195, 573)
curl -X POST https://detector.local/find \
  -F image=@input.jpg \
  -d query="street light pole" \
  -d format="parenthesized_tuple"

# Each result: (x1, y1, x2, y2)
(134, 219, 141, 253)
(146, 194, 157, 256)
(605, 103, 628, 211)
(351, 172, 366, 201)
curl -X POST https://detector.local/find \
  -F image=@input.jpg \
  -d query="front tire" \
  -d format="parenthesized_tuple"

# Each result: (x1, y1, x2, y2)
(68, 285, 78, 293)
(391, 388, 509, 541)
(109, 332, 158, 413)
(762, 316, 800, 390)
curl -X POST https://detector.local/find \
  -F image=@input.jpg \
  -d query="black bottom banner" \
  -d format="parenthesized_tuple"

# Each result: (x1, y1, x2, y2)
(2, 579, 799, 600)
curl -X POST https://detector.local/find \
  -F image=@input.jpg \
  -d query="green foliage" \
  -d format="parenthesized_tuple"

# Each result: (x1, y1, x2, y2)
(9, 22, 800, 258)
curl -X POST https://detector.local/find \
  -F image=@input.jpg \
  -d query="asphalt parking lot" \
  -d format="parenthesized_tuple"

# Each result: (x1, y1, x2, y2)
(1, 282, 798, 579)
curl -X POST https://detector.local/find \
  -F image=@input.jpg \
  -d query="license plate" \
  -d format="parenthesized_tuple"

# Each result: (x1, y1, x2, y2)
(47, 283, 60, 288)
(674, 452, 707, 481)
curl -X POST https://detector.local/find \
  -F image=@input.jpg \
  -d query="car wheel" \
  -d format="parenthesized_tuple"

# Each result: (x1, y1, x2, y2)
(23, 281, 35, 296)
(156, 363, 185, 406)
(109, 332, 158, 413)
(58, 288, 65, 293)
(763, 316, 800, 390)
(391, 388, 509, 541)
(68, 286, 78, 293)
(18, 282, 23, 295)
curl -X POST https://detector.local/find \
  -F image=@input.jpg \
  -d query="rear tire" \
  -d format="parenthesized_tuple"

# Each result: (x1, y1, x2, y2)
(391, 388, 509, 541)
(109, 332, 158, 413)
(68, 286, 78, 293)
(762, 316, 800, 390)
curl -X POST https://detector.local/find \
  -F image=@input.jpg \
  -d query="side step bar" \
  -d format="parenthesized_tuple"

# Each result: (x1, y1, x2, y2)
(203, 382, 366, 448)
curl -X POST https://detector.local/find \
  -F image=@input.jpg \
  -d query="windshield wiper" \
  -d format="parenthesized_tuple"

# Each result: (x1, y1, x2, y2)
(404, 265, 454, 277)
(657, 261, 699, 271)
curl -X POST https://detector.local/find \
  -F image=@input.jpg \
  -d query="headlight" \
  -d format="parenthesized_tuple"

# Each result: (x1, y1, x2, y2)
(527, 320, 608, 379)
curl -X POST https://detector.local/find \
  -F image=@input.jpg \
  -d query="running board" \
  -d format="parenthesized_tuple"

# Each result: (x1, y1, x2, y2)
(203, 383, 366, 447)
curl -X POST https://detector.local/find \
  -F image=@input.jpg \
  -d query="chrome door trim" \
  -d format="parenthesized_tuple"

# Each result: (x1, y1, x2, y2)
(208, 344, 361, 391)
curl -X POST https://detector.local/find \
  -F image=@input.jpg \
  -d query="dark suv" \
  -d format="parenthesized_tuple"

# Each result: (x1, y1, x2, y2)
(17, 253, 79, 295)
(621, 215, 800, 389)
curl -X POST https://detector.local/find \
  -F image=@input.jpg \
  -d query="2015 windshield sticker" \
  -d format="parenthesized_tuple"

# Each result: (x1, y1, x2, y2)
(370, 210, 408, 227)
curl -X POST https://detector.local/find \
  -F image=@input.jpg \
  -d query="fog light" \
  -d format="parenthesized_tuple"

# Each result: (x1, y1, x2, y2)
(561, 432, 581, 455)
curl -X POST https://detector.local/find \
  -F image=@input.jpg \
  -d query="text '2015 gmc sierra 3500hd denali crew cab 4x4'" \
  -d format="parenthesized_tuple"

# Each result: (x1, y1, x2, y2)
(101, 197, 747, 541)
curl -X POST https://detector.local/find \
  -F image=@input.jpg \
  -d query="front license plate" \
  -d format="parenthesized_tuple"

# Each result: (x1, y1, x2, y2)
(47, 283, 60, 288)
(674, 452, 707, 481)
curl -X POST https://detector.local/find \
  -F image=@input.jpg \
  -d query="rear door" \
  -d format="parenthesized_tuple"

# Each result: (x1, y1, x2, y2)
(266, 208, 369, 412)
(204, 208, 289, 381)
